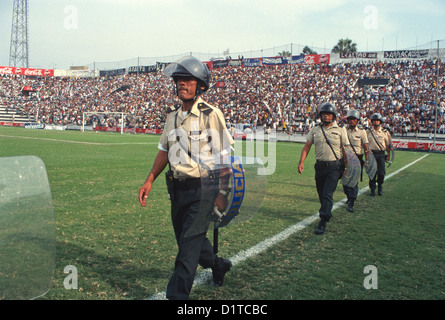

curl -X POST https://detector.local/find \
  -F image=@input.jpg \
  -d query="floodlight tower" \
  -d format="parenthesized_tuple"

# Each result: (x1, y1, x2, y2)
(9, 0, 29, 68)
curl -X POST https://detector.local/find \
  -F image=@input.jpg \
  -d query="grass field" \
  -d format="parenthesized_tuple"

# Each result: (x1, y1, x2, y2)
(0, 125, 444, 301)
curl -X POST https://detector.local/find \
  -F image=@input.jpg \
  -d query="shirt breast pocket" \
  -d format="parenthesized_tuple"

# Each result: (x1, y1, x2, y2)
(189, 130, 212, 155)
(330, 132, 341, 147)
(313, 131, 323, 143)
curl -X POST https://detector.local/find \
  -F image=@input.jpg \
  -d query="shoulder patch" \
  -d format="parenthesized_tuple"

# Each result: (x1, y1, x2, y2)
(198, 102, 213, 115)
(166, 104, 180, 114)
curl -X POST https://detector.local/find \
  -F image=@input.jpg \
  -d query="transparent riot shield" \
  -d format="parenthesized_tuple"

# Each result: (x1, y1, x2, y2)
(215, 156, 268, 229)
(0, 156, 56, 300)
(365, 151, 377, 180)
(185, 156, 267, 238)
(341, 146, 361, 188)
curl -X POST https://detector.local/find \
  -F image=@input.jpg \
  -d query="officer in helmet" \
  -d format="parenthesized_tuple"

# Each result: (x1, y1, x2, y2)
(298, 102, 349, 235)
(343, 109, 369, 212)
(366, 112, 392, 196)
(139, 56, 234, 299)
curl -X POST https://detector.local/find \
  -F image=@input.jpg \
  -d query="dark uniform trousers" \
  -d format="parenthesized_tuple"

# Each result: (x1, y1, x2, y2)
(369, 151, 386, 190)
(166, 180, 218, 300)
(314, 160, 341, 222)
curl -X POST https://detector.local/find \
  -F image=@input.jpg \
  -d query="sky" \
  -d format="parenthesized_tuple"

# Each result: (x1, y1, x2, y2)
(1, 0, 445, 70)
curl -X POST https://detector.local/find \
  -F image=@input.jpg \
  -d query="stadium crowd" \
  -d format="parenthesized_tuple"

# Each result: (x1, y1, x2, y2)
(1, 59, 444, 135)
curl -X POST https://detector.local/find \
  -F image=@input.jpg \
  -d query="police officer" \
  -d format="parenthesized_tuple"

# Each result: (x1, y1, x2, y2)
(138, 56, 234, 300)
(298, 102, 349, 235)
(343, 109, 369, 212)
(366, 113, 392, 196)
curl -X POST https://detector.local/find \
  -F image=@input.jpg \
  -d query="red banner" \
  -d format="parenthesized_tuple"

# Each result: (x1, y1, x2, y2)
(22, 86, 42, 91)
(392, 140, 445, 153)
(0, 122, 25, 127)
(304, 54, 330, 65)
(94, 126, 162, 135)
(0, 66, 54, 77)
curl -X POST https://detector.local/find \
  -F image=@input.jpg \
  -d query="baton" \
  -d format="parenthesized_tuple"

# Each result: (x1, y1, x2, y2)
(387, 147, 395, 168)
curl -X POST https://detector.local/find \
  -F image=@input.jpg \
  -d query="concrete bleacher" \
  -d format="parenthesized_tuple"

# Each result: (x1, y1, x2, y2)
(0, 106, 34, 124)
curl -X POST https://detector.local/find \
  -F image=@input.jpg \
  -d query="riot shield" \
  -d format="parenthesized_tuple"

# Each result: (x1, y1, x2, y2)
(215, 156, 266, 229)
(0, 156, 56, 300)
(341, 147, 361, 188)
(365, 151, 377, 180)
(185, 156, 267, 238)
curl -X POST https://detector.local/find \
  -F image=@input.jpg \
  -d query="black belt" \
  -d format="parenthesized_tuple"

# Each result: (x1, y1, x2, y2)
(316, 159, 342, 167)
(173, 172, 219, 190)
(372, 150, 385, 154)
(173, 177, 202, 190)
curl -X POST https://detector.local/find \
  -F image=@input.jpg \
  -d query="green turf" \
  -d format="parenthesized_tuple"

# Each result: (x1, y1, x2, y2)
(0, 126, 444, 300)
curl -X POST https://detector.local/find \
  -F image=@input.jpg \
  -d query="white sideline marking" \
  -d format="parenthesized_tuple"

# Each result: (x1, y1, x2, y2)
(0, 134, 157, 146)
(147, 154, 430, 300)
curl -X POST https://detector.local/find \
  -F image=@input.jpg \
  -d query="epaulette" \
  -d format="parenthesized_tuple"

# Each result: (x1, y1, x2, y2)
(166, 104, 181, 114)
(198, 102, 213, 115)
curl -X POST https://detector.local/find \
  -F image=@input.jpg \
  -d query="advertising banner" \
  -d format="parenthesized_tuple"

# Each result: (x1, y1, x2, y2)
(392, 140, 445, 153)
(212, 60, 230, 69)
(243, 58, 262, 67)
(340, 52, 377, 59)
(286, 55, 305, 64)
(0, 66, 54, 77)
(262, 56, 286, 66)
(304, 54, 330, 65)
(384, 50, 429, 59)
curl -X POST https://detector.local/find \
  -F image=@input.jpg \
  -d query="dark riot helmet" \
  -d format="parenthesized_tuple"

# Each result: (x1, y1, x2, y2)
(318, 102, 337, 122)
(346, 109, 361, 120)
(164, 56, 210, 96)
(370, 112, 383, 123)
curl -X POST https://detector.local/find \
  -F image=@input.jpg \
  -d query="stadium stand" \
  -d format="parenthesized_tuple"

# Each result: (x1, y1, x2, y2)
(1, 57, 444, 138)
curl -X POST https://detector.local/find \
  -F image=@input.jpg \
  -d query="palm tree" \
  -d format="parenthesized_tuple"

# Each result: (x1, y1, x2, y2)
(278, 51, 292, 57)
(302, 46, 317, 55)
(331, 38, 357, 53)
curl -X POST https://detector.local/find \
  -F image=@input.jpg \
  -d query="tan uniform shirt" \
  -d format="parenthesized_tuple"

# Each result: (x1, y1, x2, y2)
(346, 126, 368, 156)
(367, 126, 392, 152)
(306, 122, 349, 161)
(159, 97, 234, 179)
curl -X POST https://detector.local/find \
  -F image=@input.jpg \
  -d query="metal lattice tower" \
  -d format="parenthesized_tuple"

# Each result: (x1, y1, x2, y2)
(9, 0, 29, 68)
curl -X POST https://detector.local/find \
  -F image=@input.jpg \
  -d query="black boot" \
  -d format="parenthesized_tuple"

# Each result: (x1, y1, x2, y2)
(315, 218, 327, 235)
(378, 185, 383, 196)
(347, 198, 354, 213)
(210, 257, 232, 287)
(370, 189, 375, 197)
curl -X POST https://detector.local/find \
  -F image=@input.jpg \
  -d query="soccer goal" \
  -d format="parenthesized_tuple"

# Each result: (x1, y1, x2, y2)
(82, 111, 128, 134)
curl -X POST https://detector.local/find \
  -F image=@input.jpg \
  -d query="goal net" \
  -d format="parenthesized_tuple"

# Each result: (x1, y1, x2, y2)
(82, 111, 129, 134)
